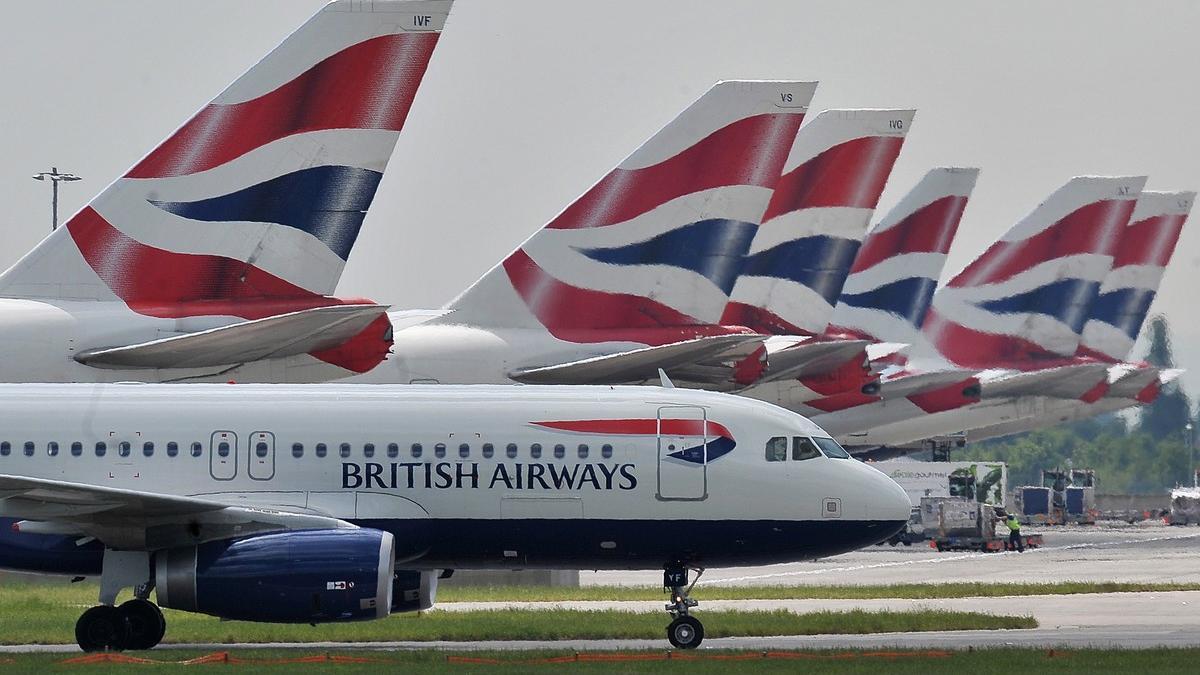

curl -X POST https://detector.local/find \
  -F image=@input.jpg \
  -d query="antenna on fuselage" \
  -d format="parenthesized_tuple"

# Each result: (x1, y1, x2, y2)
(658, 369, 675, 389)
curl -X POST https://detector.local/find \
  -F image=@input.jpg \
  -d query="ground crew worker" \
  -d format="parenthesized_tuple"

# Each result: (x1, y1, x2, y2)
(1004, 513, 1024, 552)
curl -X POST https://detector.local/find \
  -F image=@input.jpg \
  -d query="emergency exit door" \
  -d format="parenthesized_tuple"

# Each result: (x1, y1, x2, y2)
(249, 431, 275, 480)
(210, 431, 238, 481)
(657, 406, 708, 501)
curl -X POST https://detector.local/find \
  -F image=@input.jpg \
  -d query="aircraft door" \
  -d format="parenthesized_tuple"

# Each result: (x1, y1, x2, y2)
(249, 431, 275, 481)
(657, 406, 708, 501)
(210, 431, 238, 481)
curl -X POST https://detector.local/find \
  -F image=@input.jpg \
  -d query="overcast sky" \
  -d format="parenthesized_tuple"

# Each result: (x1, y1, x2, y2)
(3, 0, 1199, 394)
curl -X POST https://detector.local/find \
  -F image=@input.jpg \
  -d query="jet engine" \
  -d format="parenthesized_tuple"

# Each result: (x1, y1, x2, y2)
(390, 569, 438, 613)
(155, 529, 395, 623)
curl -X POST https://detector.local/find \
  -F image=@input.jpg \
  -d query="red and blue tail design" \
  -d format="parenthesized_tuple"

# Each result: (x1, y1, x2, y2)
(533, 418, 736, 464)
(828, 167, 978, 344)
(1077, 191, 1193, 362)
(444, 81, 817, 347)
(0, 0, 448, 321)
(922, 176, 1146, 369)
(720, 109, 914, 336)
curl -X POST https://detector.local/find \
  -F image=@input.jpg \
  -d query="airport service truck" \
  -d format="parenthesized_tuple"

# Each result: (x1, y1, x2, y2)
(871, 460, 1008, 545)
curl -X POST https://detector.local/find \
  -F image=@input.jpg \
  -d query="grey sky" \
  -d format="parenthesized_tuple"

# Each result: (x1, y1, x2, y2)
(3, 1, 1198, 392)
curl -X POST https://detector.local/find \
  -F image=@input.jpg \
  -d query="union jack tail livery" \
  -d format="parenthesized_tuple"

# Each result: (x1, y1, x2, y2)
(443, 80, 817, 347)
(922, 176, 1146, 369)
(1077, 191, 1193, 362)
(0, 0, 449, 315)
(829, 167, 978, 345)
(720, 109, 915, 336)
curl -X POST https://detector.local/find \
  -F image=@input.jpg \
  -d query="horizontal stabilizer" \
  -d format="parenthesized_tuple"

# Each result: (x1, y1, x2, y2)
(509, 334, 765, 385)
(879, 368, 978, 399)
(1106, 365, 1161, 399)
(979, 362, 1111, 400)
(76, 304, 399, 369)
(755, 338, 874, 384)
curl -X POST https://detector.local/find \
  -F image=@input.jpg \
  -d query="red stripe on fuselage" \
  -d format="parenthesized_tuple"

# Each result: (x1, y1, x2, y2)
(761, 135, 904, 224)
(533, 419, 733, 439)
(850, 195, 967, 273)
(545, 112, 804, 230)
(127, 33, 439, 179)
(947, 199, 1133, 288)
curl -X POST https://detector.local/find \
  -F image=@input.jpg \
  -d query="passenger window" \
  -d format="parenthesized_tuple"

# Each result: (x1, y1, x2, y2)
(143, 442, 154, 457)
(601, 444, 613, 459)
(508, 443, 520, 459)
(434, 443, 446, 458)
(0, 441, 8, 456)
(24, 441, 34, 457)
(387, 443, 399, 459)
(166, 442, 178, 457)
(256, 442, 269, 458)
(316, 443, 327, 458)
(190, 442, 203, 458)
(813, 437, 851, 459)
(71, 442, 83, 457)
(48, 441, 59, 457)
(578, 444, 589, 459)
(553, 444, 565, 459)
(292, 443, 304, 458)
(96, 442, 107, 457)
(411, 443, 423, 458)
(459, 443, 470, 458)
(217, 442, 230, 458)
(482, 443, 494, 459)
(118, 441, 131, 457)
(530, 443, 542, 459)
(792, 437, 821, 461)
(364, 443, 375, 458)
(339, 443, 351, 458)
(764, 436, 788, 462)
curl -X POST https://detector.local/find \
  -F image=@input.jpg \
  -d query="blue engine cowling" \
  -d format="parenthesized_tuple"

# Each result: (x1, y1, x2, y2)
(155, 529, 395, 623)
(391, 569, 438, 613)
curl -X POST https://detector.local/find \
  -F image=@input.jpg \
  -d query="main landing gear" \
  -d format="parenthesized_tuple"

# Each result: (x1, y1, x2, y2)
(76, 551, 166, 652)
(663, 563, 705, 649)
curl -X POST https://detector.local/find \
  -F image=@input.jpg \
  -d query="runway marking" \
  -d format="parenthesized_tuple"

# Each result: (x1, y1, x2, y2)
(707, 530, 1200, 584)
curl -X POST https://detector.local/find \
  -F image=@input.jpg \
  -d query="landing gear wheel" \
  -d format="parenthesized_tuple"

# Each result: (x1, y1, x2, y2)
(119, 599, 165, 650)
(667, 615, 704, 649)
(75, 605, 129, 652)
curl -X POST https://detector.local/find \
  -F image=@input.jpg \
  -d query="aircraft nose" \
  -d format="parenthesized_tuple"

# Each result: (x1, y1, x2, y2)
(869, 466, 913, 522)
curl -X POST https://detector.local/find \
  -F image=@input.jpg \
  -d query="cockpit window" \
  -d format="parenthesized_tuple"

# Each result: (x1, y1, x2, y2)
(813, 436, 851, 459)
(792, 437, 821, 461)
(764, 436, 788, 462)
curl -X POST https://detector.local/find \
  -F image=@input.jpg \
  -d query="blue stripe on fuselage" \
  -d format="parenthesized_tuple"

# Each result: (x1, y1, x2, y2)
(575, 219, 757, 295)
(149, 165, 383, 260)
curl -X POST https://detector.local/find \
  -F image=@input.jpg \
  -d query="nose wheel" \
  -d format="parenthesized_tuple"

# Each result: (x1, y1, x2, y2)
(663, 563, 705, 649)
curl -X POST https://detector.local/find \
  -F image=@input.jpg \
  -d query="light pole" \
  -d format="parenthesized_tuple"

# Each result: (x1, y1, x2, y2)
(1187, 422, 1195, 488)
(32, 167, 82, 231)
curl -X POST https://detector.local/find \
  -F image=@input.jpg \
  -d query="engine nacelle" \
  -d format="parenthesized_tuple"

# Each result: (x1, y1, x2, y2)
(156, 529, 395, 623)
(391, 569, 438, 613)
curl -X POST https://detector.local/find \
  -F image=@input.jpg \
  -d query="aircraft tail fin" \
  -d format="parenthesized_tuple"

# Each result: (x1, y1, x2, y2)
(1077, 191, 1193, 362)
(443, 80, 818, 344)
(720, 109, 915, 335)
(0, 0, 450, 310)
(828, 167, 979, 343)
(923, 176, 1146, 368)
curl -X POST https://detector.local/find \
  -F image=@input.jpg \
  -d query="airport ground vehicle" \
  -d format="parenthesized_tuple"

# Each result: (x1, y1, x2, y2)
(874, 460, 1007, 543)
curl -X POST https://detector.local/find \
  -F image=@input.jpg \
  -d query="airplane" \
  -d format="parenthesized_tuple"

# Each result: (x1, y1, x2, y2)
(833, 176, 1148, 453)
(959, 190, 1193, 442)
(0, 381, 911, 651)
(0, 0, 452, 384)
(348, 79, 820, 387)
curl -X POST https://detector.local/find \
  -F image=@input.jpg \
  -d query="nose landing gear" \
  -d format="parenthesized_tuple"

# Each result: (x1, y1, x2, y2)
(663, 563, 705, 649)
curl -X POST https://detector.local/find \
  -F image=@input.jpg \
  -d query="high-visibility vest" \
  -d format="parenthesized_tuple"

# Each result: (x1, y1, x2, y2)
(1006, 517, 1021, 532)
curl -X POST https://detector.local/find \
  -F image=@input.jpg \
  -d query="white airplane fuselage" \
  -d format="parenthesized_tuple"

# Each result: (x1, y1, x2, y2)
(0, 383, 909, 575)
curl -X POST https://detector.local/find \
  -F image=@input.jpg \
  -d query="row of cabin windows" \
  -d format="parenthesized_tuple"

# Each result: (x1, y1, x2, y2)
(289, 441, 615, 460)
(764, 436, 852, 462)
(0, 440, 620, 461)
(0, 440, 204, 458)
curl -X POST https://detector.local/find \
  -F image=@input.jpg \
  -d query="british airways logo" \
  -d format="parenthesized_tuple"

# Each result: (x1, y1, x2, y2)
(532, 418, 737, 464)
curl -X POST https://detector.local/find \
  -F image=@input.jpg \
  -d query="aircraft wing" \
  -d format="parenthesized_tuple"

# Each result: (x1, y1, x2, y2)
(509, 334, 766, 385)
(978, 362, 1111, 400)
(74, 304, 415, 369)
(753, 338, 874, 384)
(0, 473, 353, 550)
